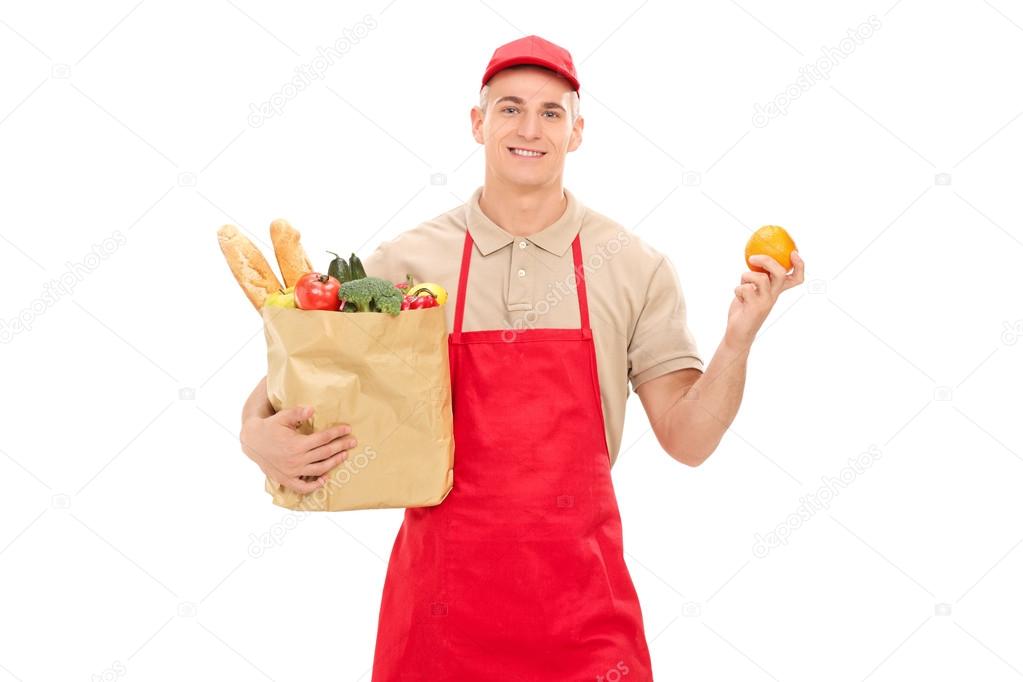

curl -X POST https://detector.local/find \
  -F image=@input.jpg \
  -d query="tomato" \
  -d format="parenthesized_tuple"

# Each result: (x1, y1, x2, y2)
(400, 293, 438, 310)
(295, 272, 341, 311)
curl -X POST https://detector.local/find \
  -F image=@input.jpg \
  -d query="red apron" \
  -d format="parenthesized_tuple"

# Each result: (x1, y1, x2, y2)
(372, 228, 654, 681)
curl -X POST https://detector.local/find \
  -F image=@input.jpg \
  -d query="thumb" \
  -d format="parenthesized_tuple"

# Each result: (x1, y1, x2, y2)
(273, 405, 313, 428)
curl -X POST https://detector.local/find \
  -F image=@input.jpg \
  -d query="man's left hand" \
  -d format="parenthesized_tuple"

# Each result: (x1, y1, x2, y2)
(725, 250, 805, 349)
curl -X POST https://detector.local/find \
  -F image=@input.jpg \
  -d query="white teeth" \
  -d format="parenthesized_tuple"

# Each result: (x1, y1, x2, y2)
(510, 148, 543, 157)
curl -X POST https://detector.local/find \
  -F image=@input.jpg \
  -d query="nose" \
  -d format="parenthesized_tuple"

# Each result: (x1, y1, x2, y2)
(516, 110, 542, 140)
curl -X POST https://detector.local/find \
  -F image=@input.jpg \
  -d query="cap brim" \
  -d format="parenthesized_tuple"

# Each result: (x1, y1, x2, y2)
(481, 56, 580, 92)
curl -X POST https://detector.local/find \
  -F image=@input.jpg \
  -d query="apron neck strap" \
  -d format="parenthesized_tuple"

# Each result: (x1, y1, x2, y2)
(453, 229, 590, 335)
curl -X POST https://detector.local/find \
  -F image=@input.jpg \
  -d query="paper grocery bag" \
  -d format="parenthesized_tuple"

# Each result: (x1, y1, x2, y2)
(261, 305, 454, 511)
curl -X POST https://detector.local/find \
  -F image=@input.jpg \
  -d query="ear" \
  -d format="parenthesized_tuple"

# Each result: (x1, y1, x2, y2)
(471, 106, 485, 145)
(567, 115, 584, 153)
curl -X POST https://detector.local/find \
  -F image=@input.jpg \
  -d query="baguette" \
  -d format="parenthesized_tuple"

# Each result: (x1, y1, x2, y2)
(270, 219, 314, 288)
(217, 224, 283, 311)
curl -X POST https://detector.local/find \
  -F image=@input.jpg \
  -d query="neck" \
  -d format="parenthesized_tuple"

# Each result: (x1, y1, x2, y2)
(478, 176, 567, 237)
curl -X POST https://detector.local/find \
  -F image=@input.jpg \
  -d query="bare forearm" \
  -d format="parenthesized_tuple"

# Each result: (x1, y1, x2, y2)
(653, 244, 804, 465)
(241, 376, 274, 426)
(667, 338, 751, 465)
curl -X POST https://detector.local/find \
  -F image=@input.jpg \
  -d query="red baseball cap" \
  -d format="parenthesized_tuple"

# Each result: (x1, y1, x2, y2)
(481, 35, 580, 94)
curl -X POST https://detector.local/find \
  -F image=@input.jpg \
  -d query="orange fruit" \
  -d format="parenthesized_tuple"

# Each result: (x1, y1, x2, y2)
(745, 225, 796, 273)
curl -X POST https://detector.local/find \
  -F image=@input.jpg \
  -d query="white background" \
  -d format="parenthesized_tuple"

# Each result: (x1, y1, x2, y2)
(1, 1, 1021, 680)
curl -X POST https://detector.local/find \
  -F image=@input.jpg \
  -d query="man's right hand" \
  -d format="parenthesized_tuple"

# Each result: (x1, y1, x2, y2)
(240, 405, 357, 495)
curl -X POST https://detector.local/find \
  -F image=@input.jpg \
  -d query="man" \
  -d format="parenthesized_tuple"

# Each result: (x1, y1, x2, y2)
(240, 35, 804, 680)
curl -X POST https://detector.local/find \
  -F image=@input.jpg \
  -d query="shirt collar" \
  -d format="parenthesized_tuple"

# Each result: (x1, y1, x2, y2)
(464, 186, 585, 257)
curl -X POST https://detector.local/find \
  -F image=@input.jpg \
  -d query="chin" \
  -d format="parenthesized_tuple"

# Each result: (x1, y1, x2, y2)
(499, 168, 551, 187)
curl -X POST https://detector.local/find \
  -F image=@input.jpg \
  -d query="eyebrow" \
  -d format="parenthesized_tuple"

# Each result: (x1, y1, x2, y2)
(494, 95, 566, 112)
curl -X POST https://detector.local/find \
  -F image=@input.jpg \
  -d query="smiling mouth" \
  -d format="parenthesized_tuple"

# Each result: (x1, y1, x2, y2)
(507, 147, 546, 158)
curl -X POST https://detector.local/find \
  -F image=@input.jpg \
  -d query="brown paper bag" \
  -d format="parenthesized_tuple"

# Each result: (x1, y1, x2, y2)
(261, 304, 454, 511)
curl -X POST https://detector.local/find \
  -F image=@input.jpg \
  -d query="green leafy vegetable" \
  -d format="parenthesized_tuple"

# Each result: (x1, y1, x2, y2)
(337, 277, 403, 315)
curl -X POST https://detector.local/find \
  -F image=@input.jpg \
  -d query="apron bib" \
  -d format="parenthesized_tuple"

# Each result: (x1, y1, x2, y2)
(372, 228, 654, 681)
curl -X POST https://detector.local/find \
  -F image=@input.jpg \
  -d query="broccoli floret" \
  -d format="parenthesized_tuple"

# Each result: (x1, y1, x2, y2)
(337, 277, 403, 315)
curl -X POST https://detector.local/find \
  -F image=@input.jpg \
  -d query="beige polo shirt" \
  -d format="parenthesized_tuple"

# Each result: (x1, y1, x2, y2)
(361, 186, 704, 467)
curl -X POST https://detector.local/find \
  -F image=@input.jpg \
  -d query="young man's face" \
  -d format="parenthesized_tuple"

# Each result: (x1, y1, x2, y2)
(471, 65, 584, 189)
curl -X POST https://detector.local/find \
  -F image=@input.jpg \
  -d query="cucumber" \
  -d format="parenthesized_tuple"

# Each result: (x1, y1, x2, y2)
(349, 253, 367, 280)
(326, 251, 350, 282)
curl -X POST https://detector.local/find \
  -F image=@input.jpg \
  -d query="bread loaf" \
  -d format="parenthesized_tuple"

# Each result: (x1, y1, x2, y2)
(270, 219, 314, 288)
(217, 224, 283, 311)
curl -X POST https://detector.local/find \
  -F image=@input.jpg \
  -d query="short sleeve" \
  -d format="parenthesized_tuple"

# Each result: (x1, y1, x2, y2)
(628, 255, 704, 391)
(359, 239, 404, 284)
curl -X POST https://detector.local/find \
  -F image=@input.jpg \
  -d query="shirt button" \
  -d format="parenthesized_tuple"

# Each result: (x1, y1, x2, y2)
(518, 240, 528, 249)
(517, 268, 526, 277)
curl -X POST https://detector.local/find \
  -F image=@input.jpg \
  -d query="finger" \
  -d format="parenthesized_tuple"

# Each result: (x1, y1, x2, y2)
(303, 449, 350, 476)
(272, 405, 312, 428)
(286, 476, 326, 495)
(734, 283, 755, 302)
(738, 275, 767, 299)
(304, 436, 358, 464)
(748, 255, 787, 287)
(778, 251, 805, 293)
(264, 463, 326, 494)
(302, 424, 352, 450)
(740, 271, 770, 289)
(786, 250, 805, 287)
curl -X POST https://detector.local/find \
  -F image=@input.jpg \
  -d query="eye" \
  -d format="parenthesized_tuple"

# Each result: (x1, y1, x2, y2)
(543, 111, 560, 119)
(501, 106, 519, 114)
